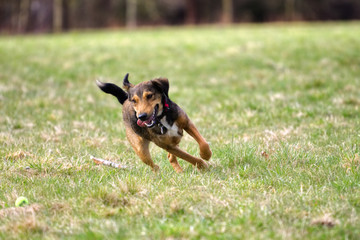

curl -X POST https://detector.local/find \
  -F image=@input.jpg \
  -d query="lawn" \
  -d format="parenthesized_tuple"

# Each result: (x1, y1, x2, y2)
(1, 22, 360, 239)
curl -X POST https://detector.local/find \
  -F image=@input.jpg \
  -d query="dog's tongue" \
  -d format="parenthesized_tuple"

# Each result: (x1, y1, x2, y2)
(137, 118, 153, 127)
(137, 119, 146, 127)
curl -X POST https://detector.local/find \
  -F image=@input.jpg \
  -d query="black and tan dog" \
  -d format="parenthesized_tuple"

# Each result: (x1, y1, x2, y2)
(96, 73, 212, 172)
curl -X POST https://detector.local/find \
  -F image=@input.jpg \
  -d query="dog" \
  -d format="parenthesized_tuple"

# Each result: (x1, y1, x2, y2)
(96, 73, 212, 172)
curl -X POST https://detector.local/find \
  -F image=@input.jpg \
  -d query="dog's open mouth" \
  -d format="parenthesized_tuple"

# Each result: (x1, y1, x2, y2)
(137, 105, 158, 128)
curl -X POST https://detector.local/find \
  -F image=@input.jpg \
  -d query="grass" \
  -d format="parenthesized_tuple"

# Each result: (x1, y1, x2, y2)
(1, 22, 360, 239)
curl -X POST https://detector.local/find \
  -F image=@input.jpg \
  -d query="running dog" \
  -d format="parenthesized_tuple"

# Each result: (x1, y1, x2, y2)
(96, 73, 212, 172)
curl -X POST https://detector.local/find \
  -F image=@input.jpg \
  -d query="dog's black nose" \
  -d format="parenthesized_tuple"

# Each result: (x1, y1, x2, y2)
(138, 113, 148, 121)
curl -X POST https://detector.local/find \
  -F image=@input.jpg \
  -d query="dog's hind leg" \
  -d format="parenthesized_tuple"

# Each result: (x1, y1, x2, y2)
(166, 146, 208, 170)
(184, 121, 212, 161)
(126, 129, 159, 172)
(167, 153, 183, 173)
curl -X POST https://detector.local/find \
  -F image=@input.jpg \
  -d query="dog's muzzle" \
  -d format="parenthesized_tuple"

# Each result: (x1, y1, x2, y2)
(136, 105, 159, 128)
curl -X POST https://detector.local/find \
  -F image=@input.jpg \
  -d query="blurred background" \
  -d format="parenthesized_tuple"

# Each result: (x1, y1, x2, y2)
(1, 0, 360, 34)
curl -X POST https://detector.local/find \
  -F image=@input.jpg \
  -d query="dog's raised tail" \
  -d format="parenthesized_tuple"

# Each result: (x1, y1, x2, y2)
(96, 79, 128, 105)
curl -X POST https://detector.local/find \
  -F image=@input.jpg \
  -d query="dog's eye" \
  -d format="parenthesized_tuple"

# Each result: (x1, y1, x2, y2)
(146, 94, 153, 100)
(131, 98, 137, 103)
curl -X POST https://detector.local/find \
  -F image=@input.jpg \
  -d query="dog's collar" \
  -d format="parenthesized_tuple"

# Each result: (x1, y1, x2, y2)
(157, 94, 170, 120)
(155, 94, 170, 135)
(162, 94, 170, 112)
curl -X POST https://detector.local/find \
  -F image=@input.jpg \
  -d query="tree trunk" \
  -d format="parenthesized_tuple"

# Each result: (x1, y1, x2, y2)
(126, 0, 137, 29)
(222, 0, 233, 24)
(53, 0, 63, 32)
(144, 0, 160, 23)
(18, 0, 30, 32)
(186, 0, 196, 24)
(285, 0, 295, 21)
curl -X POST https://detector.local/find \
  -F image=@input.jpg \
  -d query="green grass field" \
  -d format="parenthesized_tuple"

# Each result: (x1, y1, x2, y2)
(1, 22, 360, 239)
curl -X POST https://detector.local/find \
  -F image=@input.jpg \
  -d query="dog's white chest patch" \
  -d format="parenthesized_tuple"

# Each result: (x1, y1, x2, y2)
(160, 118, 180, 137)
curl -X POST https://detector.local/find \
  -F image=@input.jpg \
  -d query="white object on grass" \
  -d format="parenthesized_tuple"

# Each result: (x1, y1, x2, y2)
(91, 156, 127, 169)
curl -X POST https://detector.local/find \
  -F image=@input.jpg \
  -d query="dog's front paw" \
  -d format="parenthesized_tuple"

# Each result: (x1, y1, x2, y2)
(196, 160, 209, 170)
(200, 142, 212, 160)
(152, 164, 160, 172)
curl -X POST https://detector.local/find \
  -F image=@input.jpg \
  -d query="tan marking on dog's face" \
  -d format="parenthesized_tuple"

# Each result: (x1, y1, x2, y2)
(131, 95, 140, 104)
(143, 91, 154, 100)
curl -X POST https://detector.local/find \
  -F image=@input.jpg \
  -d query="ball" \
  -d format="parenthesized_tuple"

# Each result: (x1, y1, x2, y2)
(15, 196, 29, 207)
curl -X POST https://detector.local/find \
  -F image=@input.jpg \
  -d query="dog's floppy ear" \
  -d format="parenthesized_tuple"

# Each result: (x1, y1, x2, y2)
(151, 78, 169, 97)
(122, 73, 134, 92)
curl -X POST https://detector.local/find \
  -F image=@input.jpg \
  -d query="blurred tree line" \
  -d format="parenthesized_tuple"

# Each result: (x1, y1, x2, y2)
(1, 0, 360, 33)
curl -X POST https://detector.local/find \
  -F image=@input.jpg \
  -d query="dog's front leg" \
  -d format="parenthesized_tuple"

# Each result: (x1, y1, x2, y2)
(166, 146, 208, 170)
(184, 120, 212, 160)
(167, 153, 183, 173)
(126, 129, 159, 172)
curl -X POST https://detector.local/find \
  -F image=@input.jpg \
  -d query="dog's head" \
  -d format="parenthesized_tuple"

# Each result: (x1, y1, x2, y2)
(123, 73, 169, 128)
